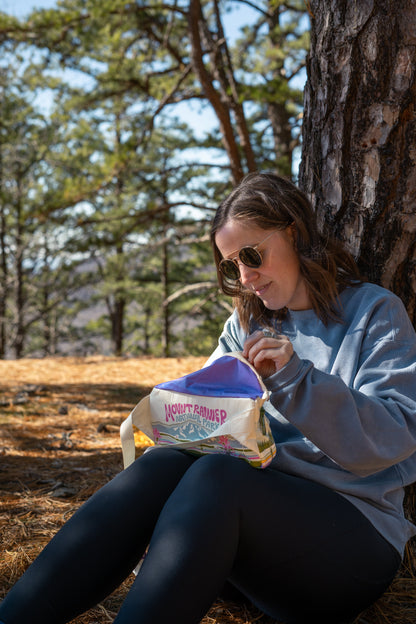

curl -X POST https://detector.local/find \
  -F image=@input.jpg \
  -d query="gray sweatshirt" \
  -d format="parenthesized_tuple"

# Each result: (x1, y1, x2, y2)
(208, 282, 416, 556)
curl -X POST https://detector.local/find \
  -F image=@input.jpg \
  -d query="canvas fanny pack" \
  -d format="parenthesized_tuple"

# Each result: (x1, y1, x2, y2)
(120, 352, 276, 469)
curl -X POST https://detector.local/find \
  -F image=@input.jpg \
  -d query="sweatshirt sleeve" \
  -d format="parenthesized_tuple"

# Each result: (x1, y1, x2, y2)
(265, 294, 416, 477)
(204, 310, 246, 366)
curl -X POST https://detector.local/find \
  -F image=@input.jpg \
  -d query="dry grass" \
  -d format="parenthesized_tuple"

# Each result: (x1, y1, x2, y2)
(0, 355, 415, 623)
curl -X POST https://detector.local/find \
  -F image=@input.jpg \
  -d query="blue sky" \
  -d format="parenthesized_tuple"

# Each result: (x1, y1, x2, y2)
(2, 0, 256, 36)
(2, 0, 267, 56)
(1, 0, 57, 16)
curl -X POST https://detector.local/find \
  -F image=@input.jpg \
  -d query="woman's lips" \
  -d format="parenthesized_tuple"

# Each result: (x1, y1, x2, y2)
(254, 282, 271, 297)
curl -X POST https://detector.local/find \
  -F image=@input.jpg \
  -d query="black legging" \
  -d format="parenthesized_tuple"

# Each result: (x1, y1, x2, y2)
(0, 448, 401, 624)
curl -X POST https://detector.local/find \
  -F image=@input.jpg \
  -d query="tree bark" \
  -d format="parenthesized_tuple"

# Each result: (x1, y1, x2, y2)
(13, 185, 25, 358)
(161, 239, 170, 358)
(300, 0, 416, 324)
(0, 154, 7, 358)
(211, 0, 257, 173)
(265, 2, 296, 178)
(111, 296, 125, 357)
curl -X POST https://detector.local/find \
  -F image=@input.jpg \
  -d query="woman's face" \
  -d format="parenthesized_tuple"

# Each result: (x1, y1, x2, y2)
(215, 219, 311, 311)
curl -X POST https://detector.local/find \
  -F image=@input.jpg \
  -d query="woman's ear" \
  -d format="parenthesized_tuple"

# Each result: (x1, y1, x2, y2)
(288, 222, 297, 248)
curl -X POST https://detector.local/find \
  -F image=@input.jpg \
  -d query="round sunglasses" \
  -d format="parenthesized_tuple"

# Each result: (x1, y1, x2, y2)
(218, 232, 275, 281)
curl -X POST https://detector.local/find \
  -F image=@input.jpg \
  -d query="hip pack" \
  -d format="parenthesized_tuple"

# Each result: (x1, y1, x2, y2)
(120, 352, 276, 469)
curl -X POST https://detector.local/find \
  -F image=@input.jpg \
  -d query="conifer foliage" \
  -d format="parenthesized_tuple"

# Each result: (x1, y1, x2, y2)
(0, 0, 307, 357)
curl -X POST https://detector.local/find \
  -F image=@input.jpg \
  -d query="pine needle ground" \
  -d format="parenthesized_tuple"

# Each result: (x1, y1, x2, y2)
(0, 356, 415, 623)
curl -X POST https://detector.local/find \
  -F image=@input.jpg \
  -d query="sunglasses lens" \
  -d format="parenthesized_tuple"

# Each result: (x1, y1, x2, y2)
(219, 260, 240, 280)
(239, 247, 262, 267)
(219, 246, 264, 280)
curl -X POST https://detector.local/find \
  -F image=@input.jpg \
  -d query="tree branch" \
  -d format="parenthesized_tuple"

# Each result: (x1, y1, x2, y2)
(163, 281, 217, 306)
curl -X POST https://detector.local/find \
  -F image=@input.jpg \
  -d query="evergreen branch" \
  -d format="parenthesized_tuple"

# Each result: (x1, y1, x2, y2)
(147, 64, 193, 133)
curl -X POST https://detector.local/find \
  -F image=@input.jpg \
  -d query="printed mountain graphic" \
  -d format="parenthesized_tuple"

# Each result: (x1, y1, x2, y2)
(158, 419, 216, 441)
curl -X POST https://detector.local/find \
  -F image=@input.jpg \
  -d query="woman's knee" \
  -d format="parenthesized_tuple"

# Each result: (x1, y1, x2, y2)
(151, 454, 249, 534)
(131, 446, 195, 472)
(84, 448, 194, 516)
(177, 453, 251, 498)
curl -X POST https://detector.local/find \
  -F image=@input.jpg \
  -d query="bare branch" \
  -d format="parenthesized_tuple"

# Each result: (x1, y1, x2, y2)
(163, 281, 217, 306)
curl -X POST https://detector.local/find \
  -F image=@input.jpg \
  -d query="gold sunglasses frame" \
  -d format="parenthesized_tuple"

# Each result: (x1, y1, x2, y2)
(218, 231, 275, 280)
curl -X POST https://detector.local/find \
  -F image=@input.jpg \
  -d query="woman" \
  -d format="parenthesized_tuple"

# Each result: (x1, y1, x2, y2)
(1, 172, 416, 624)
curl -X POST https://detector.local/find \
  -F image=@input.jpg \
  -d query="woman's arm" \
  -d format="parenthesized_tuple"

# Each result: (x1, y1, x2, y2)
(264, 311, 416, 477)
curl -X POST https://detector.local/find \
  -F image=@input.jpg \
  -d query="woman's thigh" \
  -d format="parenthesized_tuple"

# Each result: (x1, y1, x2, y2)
(224, 462, 401, 623)
(141, 452, 399, 623)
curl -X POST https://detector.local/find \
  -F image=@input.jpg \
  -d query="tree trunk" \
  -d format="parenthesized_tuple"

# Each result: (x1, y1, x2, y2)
(111, 296, 125, 357)
(42, 287, 51, 357)
(267, 100, 294, 178)
(110, 243, 126, 357)
(300, 0, 416, 324)
(211, 0, 257, 173)
(265, 1, 295, 178)
(0, 161, 7, 359)
(110, 120, 127, 357)
(14, 188, 25, 358)
(161, 239, 170, 357)
(188, 0, 249, 184)
(143, 305, 152, 355)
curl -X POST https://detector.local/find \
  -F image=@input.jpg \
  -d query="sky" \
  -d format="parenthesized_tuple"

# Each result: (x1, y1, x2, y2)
(1, 0, 275, 68)
(2, 0, 256, 37)
(1, 0, 57, 17)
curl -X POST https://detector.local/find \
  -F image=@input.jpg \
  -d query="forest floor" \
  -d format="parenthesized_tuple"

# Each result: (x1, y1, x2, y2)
(1, 356, 415, 623)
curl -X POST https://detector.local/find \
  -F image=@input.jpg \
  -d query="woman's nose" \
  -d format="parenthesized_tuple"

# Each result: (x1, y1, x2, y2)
(238, 262, 259, 285)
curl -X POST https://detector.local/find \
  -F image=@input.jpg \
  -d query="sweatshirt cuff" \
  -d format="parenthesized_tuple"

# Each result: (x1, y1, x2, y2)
(264, 352, 307, 392)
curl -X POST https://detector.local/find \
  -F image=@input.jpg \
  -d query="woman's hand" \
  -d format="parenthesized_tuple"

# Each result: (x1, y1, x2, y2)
(242, 329, 294, 379)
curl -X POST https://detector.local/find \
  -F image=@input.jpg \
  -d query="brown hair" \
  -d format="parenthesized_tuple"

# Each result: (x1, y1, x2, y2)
(211, 172, 363, 332)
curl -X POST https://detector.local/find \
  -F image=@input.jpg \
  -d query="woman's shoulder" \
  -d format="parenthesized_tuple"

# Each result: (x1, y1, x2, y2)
(341, 281, 405, 309)
(341, 282, 414, 340)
